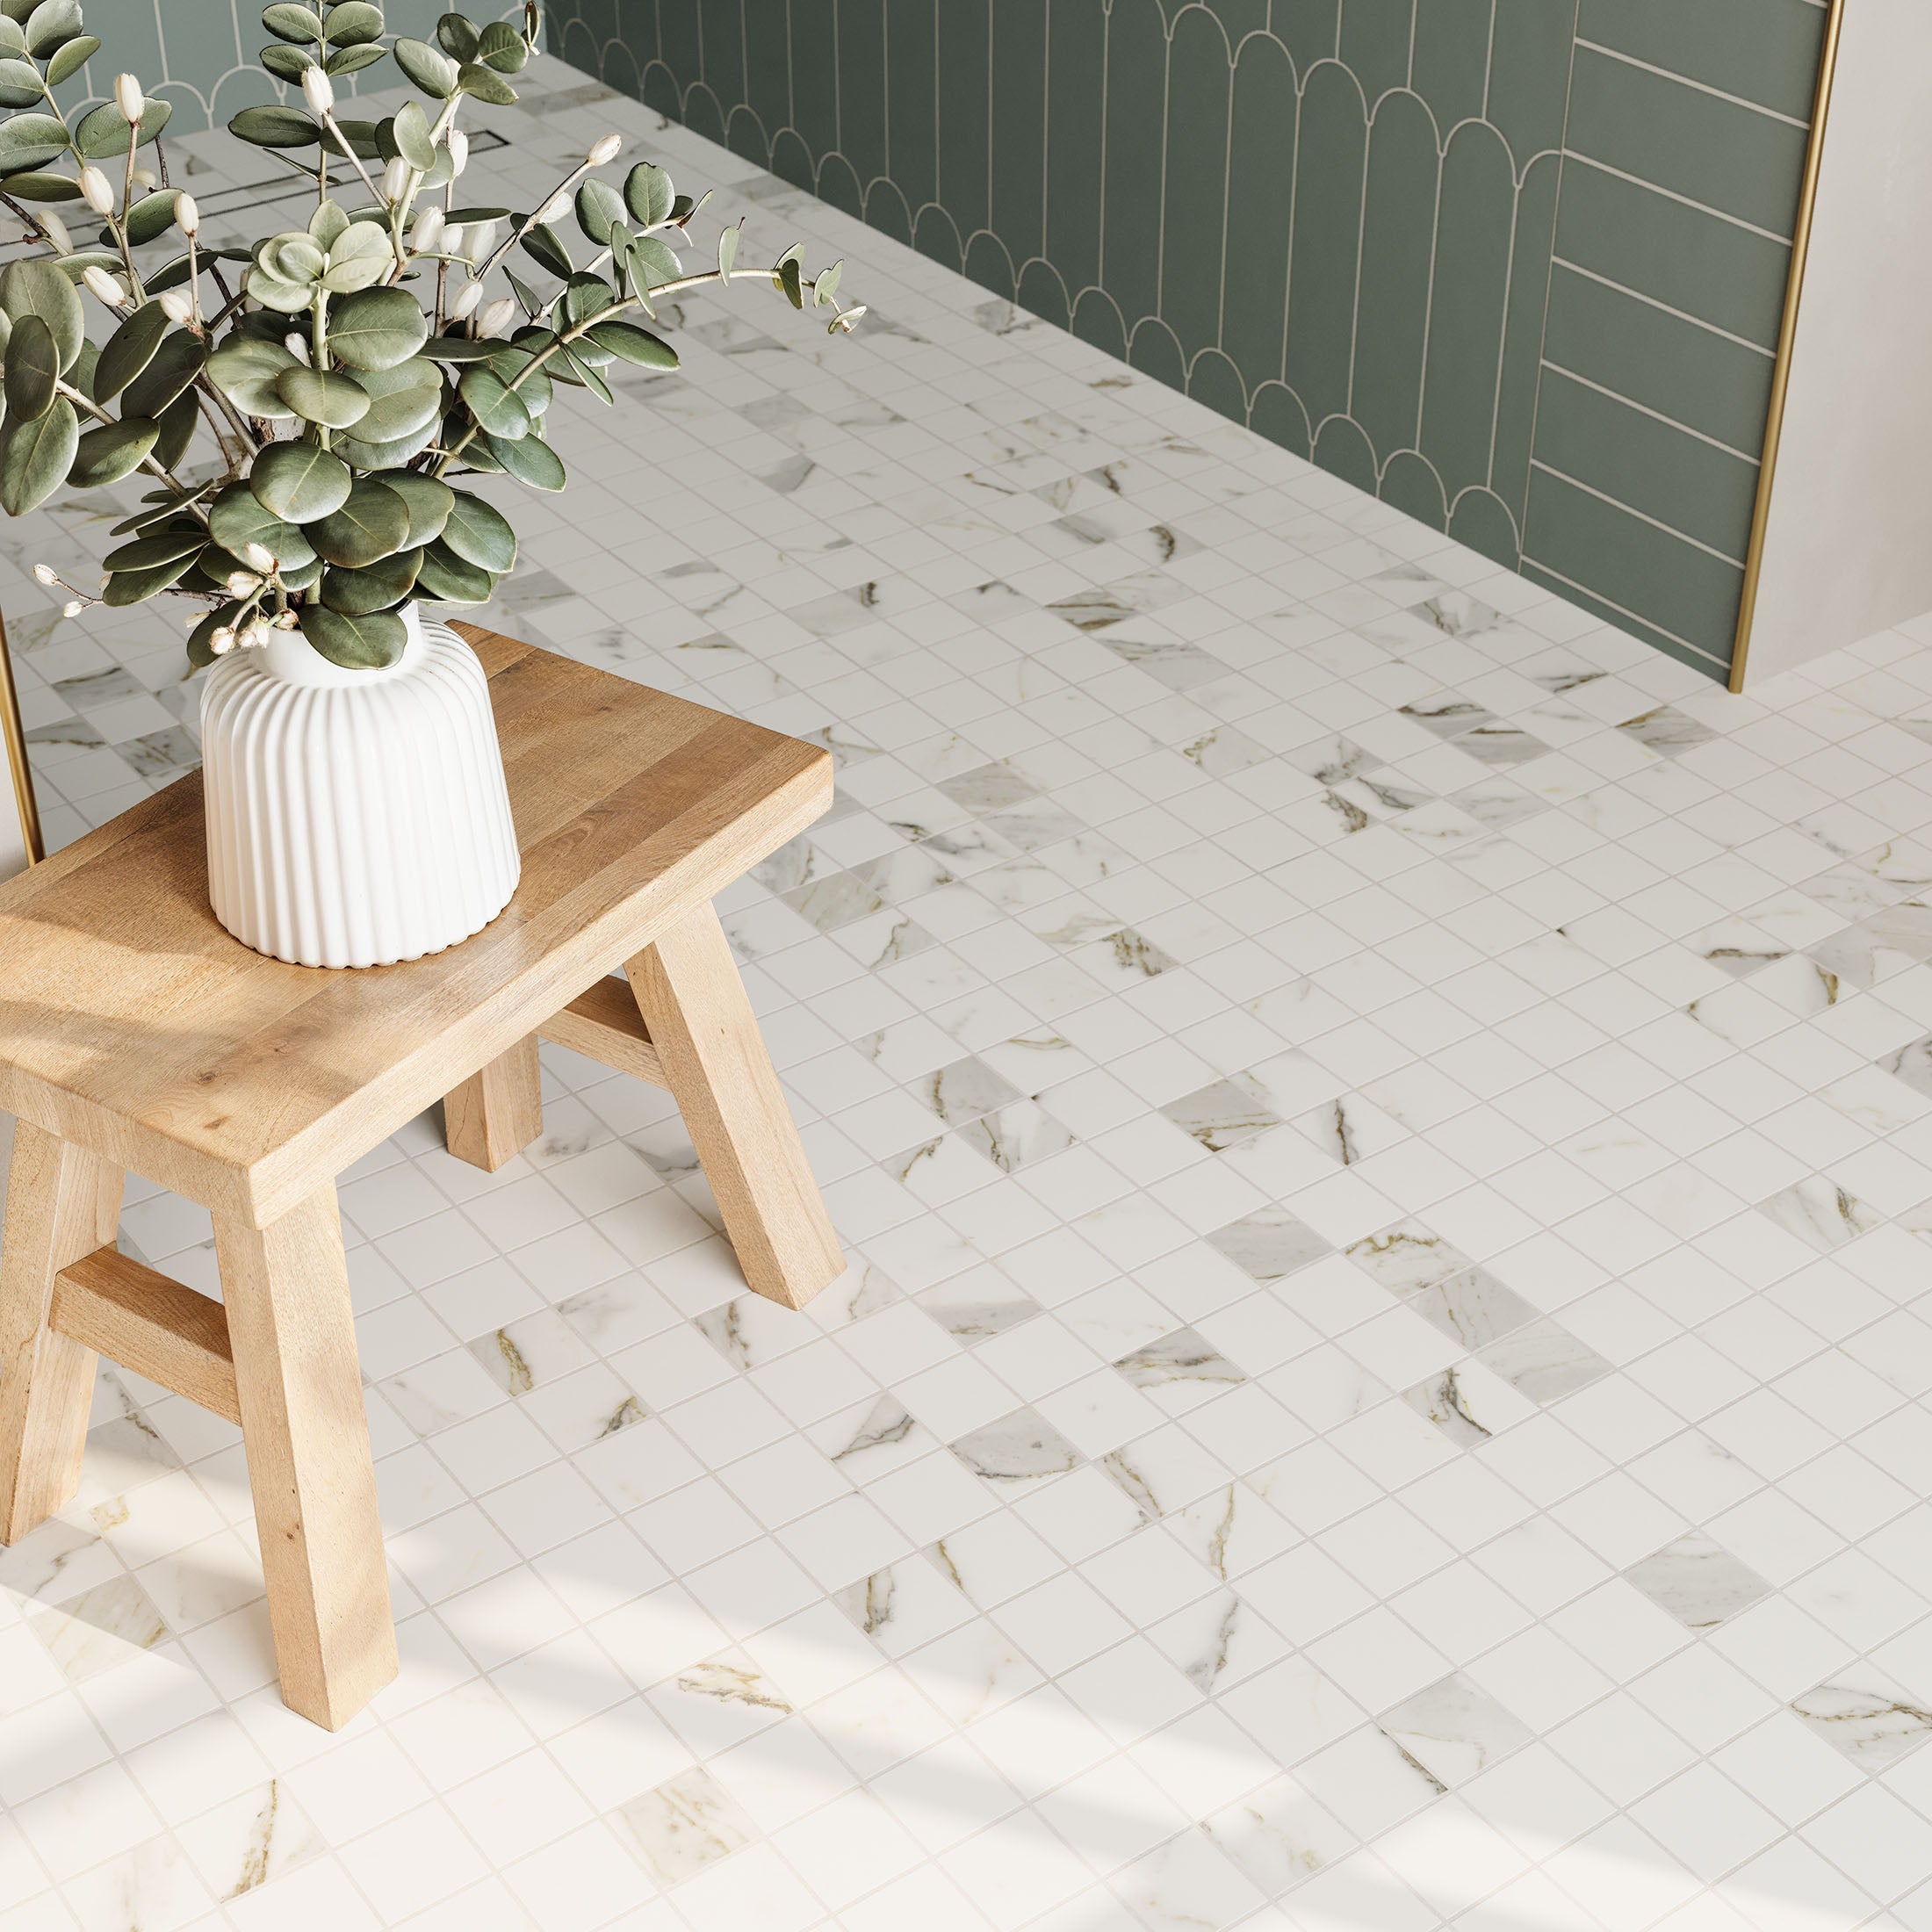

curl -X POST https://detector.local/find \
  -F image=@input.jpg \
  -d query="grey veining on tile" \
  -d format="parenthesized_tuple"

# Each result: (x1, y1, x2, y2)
(1114, 1328, 1244, 1390)
(915, 1056, 1025, 1126)
(1791, 1676, 1932, 1766)
(1626, 1533, 1774, 1629)
(1475, 1317, 1612, 1402)
(949, 1408, 1084, 1482)
(1402, 1369, 1493, 1445)
(1407, 1269, 1540, 1351)
(1159, 1077, 1283, 1153)
(1379, 1674, 1534, 1789)
(955, 1099, 1075, 1174)
(1757, 1177, 1882, 1252)
(25, 1574, 169, 1681)
(617, 1766, 758, 1885)
(1209, 1208, 1335, 1282)
(1616, 704, 1720, 754)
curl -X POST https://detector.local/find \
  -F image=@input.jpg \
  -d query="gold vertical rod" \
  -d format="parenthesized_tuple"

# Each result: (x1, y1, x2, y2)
(0, 602, 41, 866)
(1729, 0, 1846, 695)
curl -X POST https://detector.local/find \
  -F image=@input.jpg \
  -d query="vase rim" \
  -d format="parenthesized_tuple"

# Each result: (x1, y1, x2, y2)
(256, 600, 428, 688)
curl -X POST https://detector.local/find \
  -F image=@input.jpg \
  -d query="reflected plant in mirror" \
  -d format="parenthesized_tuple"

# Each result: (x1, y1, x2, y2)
(0, 0, 864, 669)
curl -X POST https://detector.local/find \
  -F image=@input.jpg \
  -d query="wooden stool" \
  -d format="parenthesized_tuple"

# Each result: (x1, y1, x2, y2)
(0, 626, 841, 1729)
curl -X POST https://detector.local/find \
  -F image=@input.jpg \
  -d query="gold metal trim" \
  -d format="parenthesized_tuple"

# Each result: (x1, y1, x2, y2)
(0, 600, 41, 866)
(1729, 0, 1846, 694)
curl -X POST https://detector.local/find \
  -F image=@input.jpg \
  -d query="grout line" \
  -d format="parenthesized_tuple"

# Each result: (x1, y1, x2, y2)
(1529, 458, 1751, 566)
(1537, 362, 1764, 464)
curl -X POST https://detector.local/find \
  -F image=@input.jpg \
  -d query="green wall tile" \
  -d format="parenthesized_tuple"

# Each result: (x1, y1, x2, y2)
(991, 0, 1047, 270)
(884, 0, 938, 209)
(1576, 0, 1828, 120)
(938, 2, 991, 238)
(660, 0, 702, 83)
(1352, 90, 1439, 465)
(1489, 150, 1560, 533)
(1486, 0, 1576, 167)
(744, 0, 794, 147)
(1338, 0, 1414, 105)
(1222, 33, 1297, 385)
(1542, 263, 1776, 455)
(1410, 0, 1492, 138)
(1521, 561, 1730, 678)
(703, 2, 747, 112)
(838, 0, 890, 191)
(1046, 1, 1107, 293)
(1101, 0, 1168, 330)
(1554, 160, 1792, 346)
(1531, 369, 1759, 559)
(1271, 0, 1340, 76)
(1565, 46, 1811, 234)
(1161, 8, 1233, 361)
(1284, 61, 1367, 429)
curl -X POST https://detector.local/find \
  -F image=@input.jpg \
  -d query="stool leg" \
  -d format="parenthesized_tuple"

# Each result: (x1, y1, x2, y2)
(443, 1035, 542, 1172)
(0, 1123, 123, 1543)
(627, 904, 843, 1309)
(215, 1185, 397, 1730)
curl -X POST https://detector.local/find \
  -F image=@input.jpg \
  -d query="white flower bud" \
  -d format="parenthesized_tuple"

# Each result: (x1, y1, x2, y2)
(61, 599, 83, 618)
(157, 289, 193, 326)
(537, 191, 570, 227)
(438, 224, 468, 264)
(588, 133, 622, 166)
(82, 265, 127, 307)
(411, 206, 444, 256)
(38, 210, 70, 255)
(209, 626, 235, 655)
(32, 564, 57, 587)
(449, 278, 484, 321)
(242, 542, 278, 574)
(466, 219, 500, 260)
(225, 570, 262, 598)
(78, 165, 115, 215)
(114, 73, 144, 125)
(283, 331, 311, 365)
(381, 155, 411, 204)
(244, 618, 272, 648)
(273, 608, 299, 629)
(445, 127, 468, 177)
(479, 297, 517, 339)
(131, 166, 156, 190)
(175, 191, 198, 238)
(300, 65, 334, 116)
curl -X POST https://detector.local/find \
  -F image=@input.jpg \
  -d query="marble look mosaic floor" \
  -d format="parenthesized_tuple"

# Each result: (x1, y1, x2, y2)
(7, 52, 1932, 1932)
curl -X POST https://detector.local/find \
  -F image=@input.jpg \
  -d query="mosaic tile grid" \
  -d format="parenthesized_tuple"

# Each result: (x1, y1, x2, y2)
(6, 49, 1932, 1932)
(544, 0, 1831, 681)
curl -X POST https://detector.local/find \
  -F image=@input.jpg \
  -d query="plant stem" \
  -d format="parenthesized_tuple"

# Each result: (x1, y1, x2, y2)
(54, 376, 209, 519)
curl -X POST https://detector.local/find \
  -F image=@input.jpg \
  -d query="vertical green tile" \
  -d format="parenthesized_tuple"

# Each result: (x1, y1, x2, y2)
(744, 0, 794, 148)
(1271, 0, 1341, 76)
(1284, 62, 1368, 428)
(789, 0, 840, 158)
(660, 0, 702, 83)
(884, 0, 938, 211)
(1101, 0, 1169, 330)
(1160, 8, 1233, 362)
(1411, 0, 1492, 137)
(1045, 0, 1107, 293)
(1489, 148, 1559, 529)
(1190, 350, 1250, 426)
(990, 0, 1047, 270)
(1208, 0, 1270, 42)
(839, 0, 890, 191)
(1338, 0, 1412, 104)
(1449, 488, 1522, 567)
(1315, 415, 1379, 490)
(1251, 382, 1314, 460)
(1420, 120, 1516, 501)
(702, 1, 747, 111)
(938, 0, 991, 240)
(1487, 0, 1576, 167)
(1352, 90, 1438, 464)
(1223, 33, 1299, 387)
(1381, 451, 1448, 530)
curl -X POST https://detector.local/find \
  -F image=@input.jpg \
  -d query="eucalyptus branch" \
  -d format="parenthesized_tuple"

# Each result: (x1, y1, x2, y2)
(54, 376, 210, 519)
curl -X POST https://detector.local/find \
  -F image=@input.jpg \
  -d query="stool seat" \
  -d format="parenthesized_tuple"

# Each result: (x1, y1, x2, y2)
(0, 627, 843, 1729)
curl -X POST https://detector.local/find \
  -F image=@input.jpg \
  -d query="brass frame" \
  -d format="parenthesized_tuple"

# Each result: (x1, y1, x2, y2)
(1729, 0, 1847, 695)
(0, 601, 41, 867)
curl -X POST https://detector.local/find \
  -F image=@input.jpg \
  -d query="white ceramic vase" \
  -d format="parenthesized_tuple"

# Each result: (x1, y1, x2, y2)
(199, 602, 521, 969)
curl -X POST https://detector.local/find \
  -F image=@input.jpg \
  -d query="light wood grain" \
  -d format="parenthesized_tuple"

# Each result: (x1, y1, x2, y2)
(443, 1035, 543, 1172)
(628, 905, 844, 1309)
(538, 975, 667, 1088)
(0, 626, 833, 1227)
(216, 1187, 396, 1729)
(50, 1246, 239, 1426)
(0, 1124, 123, 1542)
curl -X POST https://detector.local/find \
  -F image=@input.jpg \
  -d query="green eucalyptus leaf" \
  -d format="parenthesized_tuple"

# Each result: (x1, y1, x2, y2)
(422, 333, 499, 363)
(443, 204, 509, 224)
(0, 112, 68, 174)
(717, 220, 739, 281)
(278, 553, 324, 591)
(439, 487, 515, 571)
(326, 117, 379, 160)
(66, 335, 96, 401)
(321, 0, 383, 45)
(393, 34, 456, 96)
(326, 284, 429, 371)
(456, 58, 515, 104)
(23, 0, 81, 57)
(102, 551, 198, 605)
(504, 269, 548, 320)
(377, 469, 453, 545)
(208, 481, 315, 567)
(6, 171, 80, 202)
(628, 233, 680, 286)
(275, 364, 371, 429)
(151, 388, 198, 470)
(813, 258, 843, 307)
(475, 18, 526, 69)
(332, 416, 438, 469)
(258, 41, 314, 79)
(414, 537, 494, 602)
(0, 256, 82, 370)
(228, 104, 321, 148)
(518, 221, 572, 280)
(548, 339, 611, 406)
(0, 393, 75, 514)
(262, 3, 323, 41)
(205, 336, 299, 416)
(392, 97, 435, 172)
(249, 439, 352, 521)
(777, 256, 804, 310)
(123, 190, 187, 247)
(3, 313, 55, 420)
(583, 317, 679, 370)
(306, 476, 410, 566)
(297, 601, 406, 669)
(347, 355, 440, 441)
(68, 415, 157, 487)
(436, 11, 477, 59)
(624, 162, 673, 228)
(486, 428, 564, 490)
(0, 15, 20, 50)
(94, 301, 168, 402)
(186, 604, 237, 668)
(458, 364, 530, 440)
(560, 272, 611, 328)
(43, 31, 97, 84)
(320, 545, 420, 614)
(573, 177, 624, 249)
(75, 97, 169, 160)
(0, 55, 43, 105)
(121, 331, 207, 417)
(322, 41, 385, 76)
(104, 524, 207, 572)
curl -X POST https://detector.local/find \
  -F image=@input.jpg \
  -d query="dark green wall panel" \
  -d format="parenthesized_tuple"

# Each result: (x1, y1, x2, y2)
(539, 0, 1832, 681)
